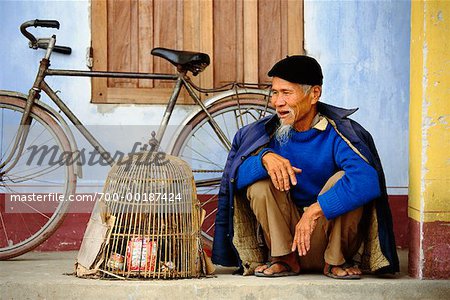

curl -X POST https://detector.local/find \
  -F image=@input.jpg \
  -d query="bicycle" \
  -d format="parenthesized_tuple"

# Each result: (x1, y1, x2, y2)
(0, 19, 274, 260)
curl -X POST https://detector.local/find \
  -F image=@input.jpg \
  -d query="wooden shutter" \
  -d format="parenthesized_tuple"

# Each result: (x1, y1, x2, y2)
(91, 0, 303, 104)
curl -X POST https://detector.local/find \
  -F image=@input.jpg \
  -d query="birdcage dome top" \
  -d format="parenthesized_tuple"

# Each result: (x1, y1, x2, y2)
(110, 151, 193, 181)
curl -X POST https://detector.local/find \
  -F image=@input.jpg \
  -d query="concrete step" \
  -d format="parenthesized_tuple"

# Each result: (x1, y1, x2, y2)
(0, 250, 448, 300)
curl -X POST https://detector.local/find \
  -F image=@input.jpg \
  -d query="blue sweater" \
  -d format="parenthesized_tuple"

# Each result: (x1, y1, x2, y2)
(236, 123, 381, 219)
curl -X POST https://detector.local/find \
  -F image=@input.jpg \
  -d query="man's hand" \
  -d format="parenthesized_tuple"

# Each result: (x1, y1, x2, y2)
(262, 152, 302, 191)
(292, 202, 324, 256)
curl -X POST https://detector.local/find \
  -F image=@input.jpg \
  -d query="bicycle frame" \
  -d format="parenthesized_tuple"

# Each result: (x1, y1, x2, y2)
(42, 69, 182, 166)
(46, 68, 234, 151)
(1, 36, 239, 176)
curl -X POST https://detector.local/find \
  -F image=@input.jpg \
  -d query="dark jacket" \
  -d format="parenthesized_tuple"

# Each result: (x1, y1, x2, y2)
(212, 102, 399, 274)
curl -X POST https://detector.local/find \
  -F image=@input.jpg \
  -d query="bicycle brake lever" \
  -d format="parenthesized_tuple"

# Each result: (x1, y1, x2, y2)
(35, 38, 72, 55)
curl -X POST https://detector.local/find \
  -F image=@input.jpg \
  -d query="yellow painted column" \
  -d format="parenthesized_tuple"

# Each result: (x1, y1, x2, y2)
(409, 0, 450, 279)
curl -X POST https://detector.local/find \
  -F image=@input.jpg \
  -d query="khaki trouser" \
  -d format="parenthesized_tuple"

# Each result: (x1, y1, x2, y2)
(246, 171, 363, 271)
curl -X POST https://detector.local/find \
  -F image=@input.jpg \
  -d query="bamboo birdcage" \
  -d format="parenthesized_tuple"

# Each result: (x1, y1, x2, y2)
(98, 150, 202, 279)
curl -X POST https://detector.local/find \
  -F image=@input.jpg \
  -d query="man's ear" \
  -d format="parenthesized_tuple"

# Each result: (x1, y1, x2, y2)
(310, 86, 322, 104)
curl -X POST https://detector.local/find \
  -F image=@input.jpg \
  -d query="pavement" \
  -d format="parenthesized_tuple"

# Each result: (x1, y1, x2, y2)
(0, 249, 449, 300)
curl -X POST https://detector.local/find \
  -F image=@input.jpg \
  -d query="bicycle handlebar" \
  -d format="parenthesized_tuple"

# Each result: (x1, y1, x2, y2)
(20, 19, 72, 55)
(34, 19, 60, 29)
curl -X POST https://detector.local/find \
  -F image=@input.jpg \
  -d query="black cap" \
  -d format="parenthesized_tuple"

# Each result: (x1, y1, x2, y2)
(268, 55, 323, 86)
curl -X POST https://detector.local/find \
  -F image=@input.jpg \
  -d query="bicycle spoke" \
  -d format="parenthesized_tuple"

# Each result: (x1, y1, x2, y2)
(182, 144, 223, 170)
(11, 156, 63, 174)
(0, 108, 22, 153)
(234, 95, 244, 127)
(204, 207, 218, 222)
(180, 154, 221, 167)
(18, 202, 51, 220)
(1, 119, 60, 181)
(221, 112, 231, 142)
(237, 107, 261, 123)
(189, 129, 216, 152)
(233, 109, 242, 129)
(0, 134, 14, 162)
(1, 119, 40, 162)
(1, 154, 63, 187)
(244, 105, 249, 126)
(187, 129, 226, 162)
(198, 123, 229, 153)
(203, 116, 232, 152)
(2, 115, 60, 163)
(247, 109, 266, 121)
(17, 134, 60, 158)
(0, 124, 19, 162)
(196, 183, 220, 195)
(19, 213, 34, 241)
(7, 173, 63, 187)
(200, 194, 218, 206)
(0, 183, 15, 194)
(205, 208, 218, 233)
(0, 211, 10, 246)
(9, 162, 65, 183)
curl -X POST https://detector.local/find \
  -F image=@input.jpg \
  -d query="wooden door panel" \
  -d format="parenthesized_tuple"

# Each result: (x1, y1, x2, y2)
(91, 0, 303, 104)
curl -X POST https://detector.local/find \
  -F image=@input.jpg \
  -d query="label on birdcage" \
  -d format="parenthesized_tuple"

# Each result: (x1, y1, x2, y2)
(126, 237, 158, 272)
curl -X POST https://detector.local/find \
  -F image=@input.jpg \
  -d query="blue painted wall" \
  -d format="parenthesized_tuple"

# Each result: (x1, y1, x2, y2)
(0, 0, 410, 193)
(305, 0, 411, 194)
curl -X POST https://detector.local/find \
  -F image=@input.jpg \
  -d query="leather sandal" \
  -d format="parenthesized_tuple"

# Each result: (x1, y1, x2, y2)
(255, 261, 300, 277)
(324, 262, 361, 280)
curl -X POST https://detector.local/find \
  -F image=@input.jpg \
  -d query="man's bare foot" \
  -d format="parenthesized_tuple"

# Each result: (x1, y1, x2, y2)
(255, 252, 300, 276)
(255, 263, 269, 273)
(344, 264, 362, 275)
(323, 262, 361, 279)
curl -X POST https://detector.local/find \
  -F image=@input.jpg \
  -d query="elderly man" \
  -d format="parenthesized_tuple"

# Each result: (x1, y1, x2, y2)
(212, 56, 399, 279)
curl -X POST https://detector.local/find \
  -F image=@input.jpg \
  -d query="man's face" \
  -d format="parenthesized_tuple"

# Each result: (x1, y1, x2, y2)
(270, 77, 316, 130)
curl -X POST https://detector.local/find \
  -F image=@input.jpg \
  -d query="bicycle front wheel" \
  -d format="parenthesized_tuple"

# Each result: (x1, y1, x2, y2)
(171, 90, 274, 252)
(0, 95, 76, 260)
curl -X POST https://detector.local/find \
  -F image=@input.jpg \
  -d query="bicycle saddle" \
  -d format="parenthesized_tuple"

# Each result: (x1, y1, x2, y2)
(151, 47, 210, 76)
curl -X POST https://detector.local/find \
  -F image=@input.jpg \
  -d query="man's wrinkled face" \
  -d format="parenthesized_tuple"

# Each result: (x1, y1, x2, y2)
(270, 77, 313, 129)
